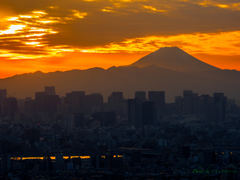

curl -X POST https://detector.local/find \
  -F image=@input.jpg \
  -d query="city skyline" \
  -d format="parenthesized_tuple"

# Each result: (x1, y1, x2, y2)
(0, 0, 240, 78)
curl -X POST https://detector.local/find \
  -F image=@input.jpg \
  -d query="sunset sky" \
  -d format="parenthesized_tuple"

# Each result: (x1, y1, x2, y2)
(0, 0, 240, 79)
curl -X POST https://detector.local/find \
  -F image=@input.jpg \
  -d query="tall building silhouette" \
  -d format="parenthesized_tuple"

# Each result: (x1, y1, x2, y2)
(65, 91, 85, 113)
(142, 101, 156, 126)
(90, 93, 104, 107)
(0, 89, 7, 100)
(205, 93, 227, 122)
(74, 113, 85, 128)
(200, 94, 211, 114)
(213, 92, 227, 121)
(108, 92, 125, 117)
(45, 95, 61, 116)
(35, 92, 47, 112)
(148, 91, 165, 120)
(183, 90, 194, 115)
(3, 97, 18, 120)
(44, 86, 56, 95)
(0, 89, 7, 115)
(175, 96, 183, 114)
(128, 99, 142, 127)
(135, 91, 146, 102)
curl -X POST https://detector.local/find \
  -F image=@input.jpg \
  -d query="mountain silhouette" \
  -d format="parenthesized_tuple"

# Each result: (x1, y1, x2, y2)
(0, 65, 240, 102)
(1, 47, 240, 102)
(130, 47, 220, 72)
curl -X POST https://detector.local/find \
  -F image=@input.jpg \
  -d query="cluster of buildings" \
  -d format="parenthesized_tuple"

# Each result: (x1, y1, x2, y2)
(0, 87, 238, 129)
(0, 87, 240, 179)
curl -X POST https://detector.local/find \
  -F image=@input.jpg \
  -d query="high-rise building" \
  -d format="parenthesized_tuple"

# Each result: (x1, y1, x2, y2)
(35, 92, 47, 112)
(175, 96, 183, 114)
(200, 95, 211, 114)
(65, 91, 85, 113)
(108, 92, 125, 117)
(67, 113, 75, 131)
(74, 113, 85, 128)
(135, 91, 146, 102)
(45, 86, 56, 95)
(45, 95, 61, 116)
(148, 91, 165, 121)
(128, 99, 142, 127)
(213, 92, 227, 121)
(3, 97, 18, 120)
(111, 92, 123, 99)
(142, 101, 156, 126)
(0, 89, 7, 115)
(0, 89, 7, 102)
(183, 90, 194, 115)
(91, 93, 103, 106)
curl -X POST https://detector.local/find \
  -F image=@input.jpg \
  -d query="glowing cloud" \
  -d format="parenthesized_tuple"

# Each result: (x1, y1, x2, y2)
(71, 10, 88, 19)
(0, 9, 87, 59)
(143, 5, 166, 12)
(81, 31, 240, 56)
(0, 25, 26, 35)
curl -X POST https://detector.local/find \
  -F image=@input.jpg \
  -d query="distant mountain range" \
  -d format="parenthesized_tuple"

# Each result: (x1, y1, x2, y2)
(1, 47, 240, 102)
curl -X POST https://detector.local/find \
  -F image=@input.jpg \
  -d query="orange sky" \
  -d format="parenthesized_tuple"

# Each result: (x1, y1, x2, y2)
(0, 0, 240, 79)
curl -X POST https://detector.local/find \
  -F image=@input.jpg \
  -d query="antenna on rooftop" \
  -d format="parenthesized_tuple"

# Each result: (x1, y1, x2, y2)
(7, 92, 16, 98)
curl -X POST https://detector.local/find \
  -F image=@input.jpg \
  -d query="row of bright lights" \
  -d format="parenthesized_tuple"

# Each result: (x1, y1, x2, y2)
(10, 155, 123, 160)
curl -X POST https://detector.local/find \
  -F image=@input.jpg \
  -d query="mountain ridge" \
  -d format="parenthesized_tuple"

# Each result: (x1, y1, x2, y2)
(1, 47, 240, 102)
(130, 47, 220, 72)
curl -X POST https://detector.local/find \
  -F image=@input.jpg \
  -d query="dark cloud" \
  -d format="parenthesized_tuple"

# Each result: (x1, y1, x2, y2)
(1, 0, 240, 52)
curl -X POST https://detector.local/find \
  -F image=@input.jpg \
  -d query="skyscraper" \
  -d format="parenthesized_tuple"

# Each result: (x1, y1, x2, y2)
(0, 89, 7, 100)
(65, 91, 85, 113)
(3, 97, 18, 120)
(183, 90, 194, 115)
(175, 96, 183, 114)
(35, 92, 47, 112)
(74, 113, 85, 128)
(148, 91, 165, 119)
(128, 99, 142, 127)
(108, 92, 125, 117)
(0, 89, 7, 115)
(45, 86, 56, 95)
(45, 95, 61, 116)
(135, 91, 146, 102)
(142, 101, 156, 126)
(90, 93, 104, 107)
(213, 92, 227, 121)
